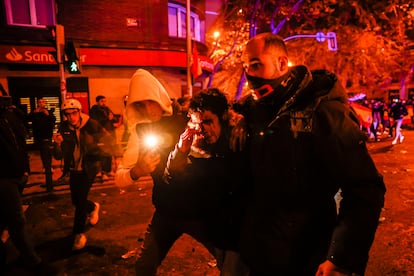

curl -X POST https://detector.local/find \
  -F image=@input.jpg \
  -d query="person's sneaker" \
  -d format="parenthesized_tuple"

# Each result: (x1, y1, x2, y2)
(89, 202, 100, 226)
(400, 136, 404, 143)
(392, 139, 397, 145)
(72, 233, 87, 250)
(101, 174, 109, 181)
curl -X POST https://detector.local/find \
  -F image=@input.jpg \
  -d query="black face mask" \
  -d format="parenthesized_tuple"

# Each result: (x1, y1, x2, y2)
(245, 74, 287, 99)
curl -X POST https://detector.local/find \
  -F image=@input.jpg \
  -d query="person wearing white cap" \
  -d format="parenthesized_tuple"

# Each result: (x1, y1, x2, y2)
(53, 98, 119, 251)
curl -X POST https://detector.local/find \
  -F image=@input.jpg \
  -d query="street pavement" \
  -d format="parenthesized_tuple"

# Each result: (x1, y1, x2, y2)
(22, 152, 116, 197)
(3, 129, 414, 275)
(4, 152, 219, 276)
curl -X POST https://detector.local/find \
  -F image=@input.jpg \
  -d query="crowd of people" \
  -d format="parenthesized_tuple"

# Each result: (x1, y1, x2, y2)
(1, 33, 389, 275)
(359, 98, 410, 144)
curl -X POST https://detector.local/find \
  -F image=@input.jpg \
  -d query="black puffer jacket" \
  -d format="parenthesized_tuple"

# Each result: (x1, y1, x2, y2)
(236, 66, 386, 275)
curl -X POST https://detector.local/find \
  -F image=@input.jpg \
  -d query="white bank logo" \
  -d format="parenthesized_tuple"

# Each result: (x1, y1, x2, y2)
(3, 47, 56, 63)
(5, 48, 23, 61)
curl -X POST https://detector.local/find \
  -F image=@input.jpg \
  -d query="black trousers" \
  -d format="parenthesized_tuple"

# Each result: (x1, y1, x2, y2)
(101, 154, 112, 173)
(135, 210, 216, 276)
(36, 139, 53, 191)
(69, 171, 95, 234)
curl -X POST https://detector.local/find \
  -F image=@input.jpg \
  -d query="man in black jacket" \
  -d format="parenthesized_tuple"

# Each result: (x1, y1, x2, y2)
(29, 97, 56, 192)
(236, 32, 386, 276)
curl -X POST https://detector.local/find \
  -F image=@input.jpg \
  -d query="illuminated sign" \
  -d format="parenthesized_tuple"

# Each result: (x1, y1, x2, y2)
(0, 45, 212, 67)
(0, 46, 56, 64)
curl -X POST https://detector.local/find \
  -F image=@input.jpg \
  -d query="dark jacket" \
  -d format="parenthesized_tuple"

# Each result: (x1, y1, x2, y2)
(163, 125, 250, 250)
(0, 105, 30, 178)
(133, 113, 188, 207)
(54, 113, 117, 180)
(389, 101, 408, 120)
(90, 104, 115, 133)
(29, 109, 56, 141)
(236, 66, 386, 275)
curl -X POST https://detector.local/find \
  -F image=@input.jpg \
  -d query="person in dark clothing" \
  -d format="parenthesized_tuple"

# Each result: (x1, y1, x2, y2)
(234, 33, 386, 276)
(115, 69, 192, 275)
(29, 98, 56, 192)
(53, 98, 119, 251)
(90, 95, 120, 179)
(389, 98, 408, 145)
(0, 93, 57, 275)
(162, 88, 250, 276)
(370, 99, 384, 142)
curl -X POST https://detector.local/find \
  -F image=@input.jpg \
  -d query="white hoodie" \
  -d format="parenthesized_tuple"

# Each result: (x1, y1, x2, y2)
(115, 69, 173, 187)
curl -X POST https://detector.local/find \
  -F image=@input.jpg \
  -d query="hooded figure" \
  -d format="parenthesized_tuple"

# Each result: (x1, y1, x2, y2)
(116, 69, 193, 275)
(115, 68, 184, 187)
(125, 69, 173, 126)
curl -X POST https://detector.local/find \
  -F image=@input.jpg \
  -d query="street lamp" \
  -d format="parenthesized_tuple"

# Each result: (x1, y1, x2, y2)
(210, 31, 220, 57)
(213, 31, 220, 40)
(284, 32, 338, 51)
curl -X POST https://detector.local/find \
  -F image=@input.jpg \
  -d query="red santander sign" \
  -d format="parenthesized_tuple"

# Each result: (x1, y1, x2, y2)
(0, 45, 212, 69)
(0, 45, 56, 64)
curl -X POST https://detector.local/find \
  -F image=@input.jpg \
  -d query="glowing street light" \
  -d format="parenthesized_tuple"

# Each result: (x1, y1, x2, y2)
(213, 31, 220, 40)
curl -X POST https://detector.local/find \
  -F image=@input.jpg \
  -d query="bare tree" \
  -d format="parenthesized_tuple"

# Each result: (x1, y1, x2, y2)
(206, 0, 414, 100)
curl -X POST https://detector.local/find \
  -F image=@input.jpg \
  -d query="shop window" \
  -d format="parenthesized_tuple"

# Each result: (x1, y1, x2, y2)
(168, 2, 200, 41)
(4, 0, 55, 28)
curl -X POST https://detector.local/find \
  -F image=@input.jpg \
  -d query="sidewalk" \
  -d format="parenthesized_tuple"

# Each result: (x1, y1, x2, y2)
(23, 151, 116, 197)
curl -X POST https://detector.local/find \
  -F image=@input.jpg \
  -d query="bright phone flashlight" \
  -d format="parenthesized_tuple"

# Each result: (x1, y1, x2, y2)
(144, 134, 159, 148)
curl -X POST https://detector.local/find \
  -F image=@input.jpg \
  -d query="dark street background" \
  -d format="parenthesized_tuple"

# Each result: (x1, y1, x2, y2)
(2, 129, 414, 275)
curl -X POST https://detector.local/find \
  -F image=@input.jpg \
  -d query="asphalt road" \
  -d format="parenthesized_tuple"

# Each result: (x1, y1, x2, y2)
(4, 152, 220, 276)
(3, 128, 414, 275)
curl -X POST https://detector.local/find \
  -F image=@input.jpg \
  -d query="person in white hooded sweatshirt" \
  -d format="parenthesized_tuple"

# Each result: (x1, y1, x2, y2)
(117, 69, 227, 276)
(115, 69, 178, 186)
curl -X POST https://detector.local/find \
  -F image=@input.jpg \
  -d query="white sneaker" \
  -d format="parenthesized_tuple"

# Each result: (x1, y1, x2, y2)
(89, 202, 100, 226)
(392, 139, 397, 145)
(72, 233, 87, 250)
(400, 136, 404, 143)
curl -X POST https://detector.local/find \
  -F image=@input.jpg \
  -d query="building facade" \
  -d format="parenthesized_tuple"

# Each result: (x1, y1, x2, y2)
(0, 0, 219, 145)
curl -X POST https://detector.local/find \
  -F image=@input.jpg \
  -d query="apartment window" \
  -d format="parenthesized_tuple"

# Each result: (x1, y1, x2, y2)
(168, 2, 200, 41)
(4, 0, 55, 28)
